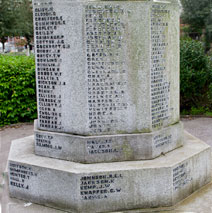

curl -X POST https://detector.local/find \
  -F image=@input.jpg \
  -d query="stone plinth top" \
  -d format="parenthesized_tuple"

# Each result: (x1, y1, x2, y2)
(34, 120, 184, 163)
(9, 132, 210, 173)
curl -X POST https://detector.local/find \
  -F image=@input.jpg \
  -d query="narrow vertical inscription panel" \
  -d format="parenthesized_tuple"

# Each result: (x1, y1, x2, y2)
(85, 4, 128, 134)
(34, 1, 70, 131)
(151, 4, 170, 129)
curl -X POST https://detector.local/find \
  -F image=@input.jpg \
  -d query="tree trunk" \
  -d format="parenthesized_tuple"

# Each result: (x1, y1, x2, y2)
(26, 35, 32, 52)
(205, 30, 212, 53)
(26, 45, 30, 56)
(2, 42, 5, 52)
(1, 37, 8, 53)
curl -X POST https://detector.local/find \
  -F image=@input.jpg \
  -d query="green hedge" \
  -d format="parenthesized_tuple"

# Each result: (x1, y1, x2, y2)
(0, 55, 37, 127)
(180, 38, 212, 113)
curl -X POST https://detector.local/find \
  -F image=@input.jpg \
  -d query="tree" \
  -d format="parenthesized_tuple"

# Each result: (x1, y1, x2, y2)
(205, 12, 212, 52)
(181, 0, 212, 51)
(16, 0, 33, 50)
(181, 0, 212, 35)
(0, 0, 33, 52)
(0, 0, 18, 52)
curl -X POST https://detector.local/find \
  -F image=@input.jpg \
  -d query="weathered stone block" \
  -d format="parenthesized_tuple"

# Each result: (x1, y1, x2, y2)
(8, 132, 211, 213)
(34, 120, 184, 163)
(34, 0, 181, 136)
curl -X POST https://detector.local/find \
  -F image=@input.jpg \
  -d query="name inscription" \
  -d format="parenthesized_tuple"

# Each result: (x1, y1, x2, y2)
(34, 1, 70, 131)
(85, 4, 128, 134)
(80, 173, 123, 200)
(86, 139, 119, 155)
(151, 4, 171, 129)
(35, 133, 62, 150)
(153, 134, 172, 148)
(173, 162, 192, 191)
(9, 163, 37, 190)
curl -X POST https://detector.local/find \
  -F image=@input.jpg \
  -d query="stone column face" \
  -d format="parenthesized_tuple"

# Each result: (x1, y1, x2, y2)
(34, 0, 181, 136)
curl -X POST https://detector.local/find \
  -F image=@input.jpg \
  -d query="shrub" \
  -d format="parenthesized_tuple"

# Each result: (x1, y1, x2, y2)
(180, 38, 212, 112)
(0, 55, 37, 126)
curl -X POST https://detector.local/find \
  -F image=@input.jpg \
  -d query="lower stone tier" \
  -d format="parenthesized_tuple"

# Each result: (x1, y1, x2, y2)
(34, 120, 184, 163)
(8, 132, 211, 213)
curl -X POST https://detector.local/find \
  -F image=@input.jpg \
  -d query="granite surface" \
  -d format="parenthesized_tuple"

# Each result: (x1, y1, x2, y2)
(34, 0, 181, 135)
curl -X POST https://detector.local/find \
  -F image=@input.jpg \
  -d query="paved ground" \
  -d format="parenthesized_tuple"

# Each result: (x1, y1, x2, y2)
(0, 123, 34, 184)
(181, 117, 212, 147)
(0, 117, 212, 213)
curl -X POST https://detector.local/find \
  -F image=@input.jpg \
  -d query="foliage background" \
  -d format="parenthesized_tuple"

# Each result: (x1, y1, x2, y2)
(0, 0, 33, 51)
(0, 55, 36, 127)
(180, 38, 212, 114)
(181, 0, 212, 52)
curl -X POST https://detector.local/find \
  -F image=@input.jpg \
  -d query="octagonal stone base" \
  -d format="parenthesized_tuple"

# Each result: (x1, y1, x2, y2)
(8, 132, 211, 213)
(34, 120, 184, 163)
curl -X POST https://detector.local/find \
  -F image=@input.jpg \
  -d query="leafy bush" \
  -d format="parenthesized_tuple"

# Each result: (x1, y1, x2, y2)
(180, 38, 212, 113)
(0, 55, 37, 126)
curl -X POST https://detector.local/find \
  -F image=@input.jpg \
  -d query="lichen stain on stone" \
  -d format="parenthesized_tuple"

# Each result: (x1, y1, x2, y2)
(100, 0, 150, 2)
(126, 15, 147, 129)
(121, 140, 134, 159)
(116, 127, 151, 134)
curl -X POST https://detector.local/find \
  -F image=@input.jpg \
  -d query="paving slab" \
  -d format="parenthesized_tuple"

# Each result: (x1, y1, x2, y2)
(0, 124, 34, 184)
(181, 117, 212, 147)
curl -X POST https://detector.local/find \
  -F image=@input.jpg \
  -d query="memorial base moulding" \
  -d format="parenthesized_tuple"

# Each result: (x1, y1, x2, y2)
(8, 132, 211, 213)
(34, 120, 184, 163)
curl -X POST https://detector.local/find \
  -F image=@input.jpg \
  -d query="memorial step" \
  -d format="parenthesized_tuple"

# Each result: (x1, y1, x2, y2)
(8, 132, 211, 213)
(34, 120, 184, 163)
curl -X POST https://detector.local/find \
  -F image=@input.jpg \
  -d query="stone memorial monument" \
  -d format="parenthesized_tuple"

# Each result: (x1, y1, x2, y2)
(8, 0, 211, 212)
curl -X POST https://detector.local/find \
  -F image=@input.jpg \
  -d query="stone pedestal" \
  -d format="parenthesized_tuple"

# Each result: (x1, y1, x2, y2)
(7, 0, 211, 212)
(8, 133, 211, 213)
(33, 0, 182, 163)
